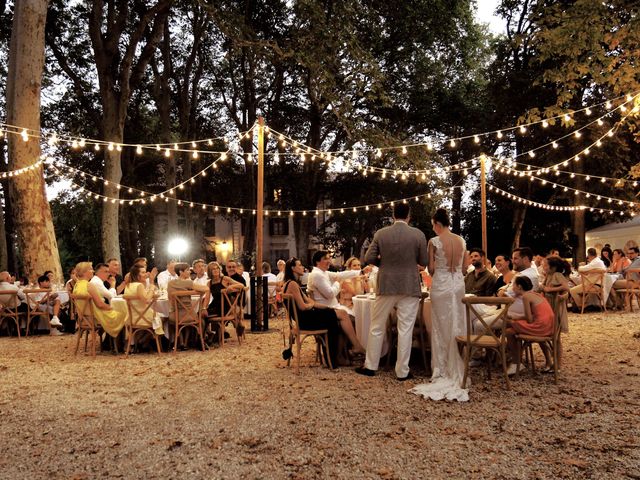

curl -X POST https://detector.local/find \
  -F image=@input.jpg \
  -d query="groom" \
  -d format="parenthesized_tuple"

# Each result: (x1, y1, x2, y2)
(356, 203, 428, 380)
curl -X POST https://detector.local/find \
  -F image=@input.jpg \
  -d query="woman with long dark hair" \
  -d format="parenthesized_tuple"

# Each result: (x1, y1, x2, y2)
(282, 258, 341, 368)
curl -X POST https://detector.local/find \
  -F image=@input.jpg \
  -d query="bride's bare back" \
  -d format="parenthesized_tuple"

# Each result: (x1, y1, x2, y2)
(428, 230, 467, 274)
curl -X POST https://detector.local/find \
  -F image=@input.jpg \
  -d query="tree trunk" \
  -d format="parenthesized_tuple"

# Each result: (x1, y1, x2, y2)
(511, 204, 527, 251)
(5, 0, 62, 282)
(101, 115, 123, 263)
(571, 209, 586, 266)
(0, 188, 8, 271)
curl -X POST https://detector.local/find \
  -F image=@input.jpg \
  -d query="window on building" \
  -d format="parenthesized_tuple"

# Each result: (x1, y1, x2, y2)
(269, 218, 289, 236)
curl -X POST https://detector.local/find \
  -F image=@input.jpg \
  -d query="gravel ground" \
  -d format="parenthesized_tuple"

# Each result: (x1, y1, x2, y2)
(0, 311, 639, 480)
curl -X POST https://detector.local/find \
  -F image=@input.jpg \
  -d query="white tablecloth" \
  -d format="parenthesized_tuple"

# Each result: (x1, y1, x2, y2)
(353, 295, 388, 357)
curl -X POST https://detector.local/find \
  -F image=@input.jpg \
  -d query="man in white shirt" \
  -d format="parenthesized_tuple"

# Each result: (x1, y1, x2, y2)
(192, 259, 208, 287)
(157, 260, 178, 290)
(500, 247, 539, 318)
(261, 262, 278, 298)
(570, 247, 607, 309)
(29, 274, 64, 333)
(89, 263, 117, 304)
(275, 259, 286, 283)
(307, 251, 368, 357)
(0, 271, 27, 309)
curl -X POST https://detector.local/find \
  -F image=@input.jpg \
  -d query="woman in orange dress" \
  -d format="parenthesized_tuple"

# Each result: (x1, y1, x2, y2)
(505, 275, 555, 375)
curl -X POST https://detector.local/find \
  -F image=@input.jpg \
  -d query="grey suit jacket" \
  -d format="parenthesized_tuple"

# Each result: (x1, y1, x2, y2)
(364, 220, 428, 297)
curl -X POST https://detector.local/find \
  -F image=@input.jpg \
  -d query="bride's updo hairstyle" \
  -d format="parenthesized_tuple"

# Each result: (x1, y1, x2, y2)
(432, 208, 450, 227)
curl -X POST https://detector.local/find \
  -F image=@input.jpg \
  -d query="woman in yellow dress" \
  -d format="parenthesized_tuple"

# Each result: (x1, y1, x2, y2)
(73, 262, 125, 338)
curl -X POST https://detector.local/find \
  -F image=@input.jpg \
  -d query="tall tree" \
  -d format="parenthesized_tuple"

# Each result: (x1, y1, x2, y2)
(5, 0, 62, 281)
(48, 0, 172, 262)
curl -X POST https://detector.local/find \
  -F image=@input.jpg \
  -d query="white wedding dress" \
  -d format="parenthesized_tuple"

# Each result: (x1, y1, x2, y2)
(409, 235, 469, 402)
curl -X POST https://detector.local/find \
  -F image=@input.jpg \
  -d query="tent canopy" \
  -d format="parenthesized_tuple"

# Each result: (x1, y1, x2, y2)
(585, 216, 640, 251)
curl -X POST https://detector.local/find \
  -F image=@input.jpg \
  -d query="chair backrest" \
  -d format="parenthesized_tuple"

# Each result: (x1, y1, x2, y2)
(550, 292, 568, 342)
(171, 290, 204, 326)
(580, 269, 605, 293)
(71, 294, 94, 329)
(23, 288, 51, 313)
(624, 268, 640, 286)
(123, 295, 154, 328)
(219, 288, 242, 321)
(0, 290, 21, 311)
(281, 293, 298, 332)
(461, 296, 515, 343)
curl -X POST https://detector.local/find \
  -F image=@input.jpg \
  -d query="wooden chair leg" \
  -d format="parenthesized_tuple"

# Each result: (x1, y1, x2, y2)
(323, 333, 333, 370)
(461, 344, 471, 389)
(295, 336, 301, 375)
(155, 334, 162, 354)
(501, 344, 511, 390)
(74, 328, 82, 355)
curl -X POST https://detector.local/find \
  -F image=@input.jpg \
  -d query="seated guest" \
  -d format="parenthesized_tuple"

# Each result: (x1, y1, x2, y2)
(106, 258, 126, 294)
(533, 253, 546, 286)
(73, 262, 126, 339)
(30, 274, 64, 334)
(610, 246, 640, 308)
(124, 264, 158, 329)
(65, 267, 78, 295)
(569, 247, 607, 310)
(307, 250, 366, 357)
(600, 246, 613, 269)
(157, 260, 178, 290)
(549, 249, 560, 257)
(90, 263, 117, 304)
(464, 248, 496, 296)
(498, 247, 539, 318)
(168, 262, 209, 346)
(505, 276, 555, 375)
(282, 258, 341, 368)
(0, 270, 28, 312)
(262, 262, 278, 299)
(275, 259, 286, 283)
(609, 248, 631, 274)
(124, 257, 157, 286)
(492, 254, 514, 294)
(206, 262, 244, 317)
(541, 256, 571, 333)
(339, 257, 369, 310)
(225, 260, 246, 286)
(192, 259, 208, 287)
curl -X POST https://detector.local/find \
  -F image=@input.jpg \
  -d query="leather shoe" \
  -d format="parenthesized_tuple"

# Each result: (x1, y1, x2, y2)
(396, 372, 414, 381)
(355, 367, 375, 377)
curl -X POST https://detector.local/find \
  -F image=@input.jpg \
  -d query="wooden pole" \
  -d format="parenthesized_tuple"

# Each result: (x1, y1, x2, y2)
(256, 117, 265, 329)
(480, 154, 488, 255)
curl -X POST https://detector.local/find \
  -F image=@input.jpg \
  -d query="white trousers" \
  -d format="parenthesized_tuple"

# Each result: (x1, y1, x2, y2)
(364, 295, 420, 378)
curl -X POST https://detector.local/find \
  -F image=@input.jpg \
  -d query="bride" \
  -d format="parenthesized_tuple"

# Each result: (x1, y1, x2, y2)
(409, 208, 470, 402)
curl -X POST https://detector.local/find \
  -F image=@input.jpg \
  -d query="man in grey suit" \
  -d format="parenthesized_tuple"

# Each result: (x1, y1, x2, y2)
(356, 203, 428, 380)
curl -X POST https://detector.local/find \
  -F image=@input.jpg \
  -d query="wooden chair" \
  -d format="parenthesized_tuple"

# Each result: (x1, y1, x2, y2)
(170, 290, 206, 353)
(282, 293, 333, 374)
(0, 291, 23, 338)
(71, 294, 103, 357)
(614, 268, 640, 312)
(123, 295, 162, 355)
(516, 293, 567, 384)
(23, 289, 52, 335)
(206, 288, 243, 347)
(578, 269, 606, 314)
(455, 296, 515, 390)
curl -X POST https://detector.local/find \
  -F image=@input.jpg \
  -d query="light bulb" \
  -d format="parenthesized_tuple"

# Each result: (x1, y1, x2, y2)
(449, 139, 456, 148)
(585, 108, 592, 115)
(21, 129, 29, 141)
(108, 143, 114, 151)
(497, 131, 503, 138)
(574, 131, 582, 138)
(519, 125, 526, 134)
(474, 135, 480, 144)
(542, 120, 549, 128)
